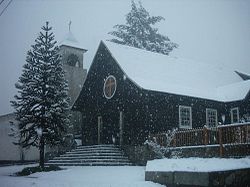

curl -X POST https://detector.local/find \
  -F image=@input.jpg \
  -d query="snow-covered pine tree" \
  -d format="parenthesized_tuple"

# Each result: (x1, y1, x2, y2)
(108, 1, 178, 55)
(11, 22, 70, 169)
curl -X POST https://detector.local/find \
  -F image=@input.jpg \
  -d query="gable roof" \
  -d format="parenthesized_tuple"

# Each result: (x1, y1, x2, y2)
(102, 41, 250, 102)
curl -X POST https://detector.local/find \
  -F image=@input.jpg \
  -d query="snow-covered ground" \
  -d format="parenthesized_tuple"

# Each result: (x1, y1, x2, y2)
(0, 164, 163, 187)
(146, 157, 250, 172)
(2, 158, 250, 187)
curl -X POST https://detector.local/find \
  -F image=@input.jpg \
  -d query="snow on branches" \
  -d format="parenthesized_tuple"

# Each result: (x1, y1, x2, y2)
(11, 22, 70, 168)
(108, 1, 178, 55)
(144, 128, 179, 159)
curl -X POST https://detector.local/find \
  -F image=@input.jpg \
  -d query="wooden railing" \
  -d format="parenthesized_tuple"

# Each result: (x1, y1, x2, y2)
(149, 122, 250, 156)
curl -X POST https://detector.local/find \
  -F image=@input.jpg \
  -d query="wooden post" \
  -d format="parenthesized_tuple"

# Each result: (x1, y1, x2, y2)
(173, 134, 176, 147)
(204, 126, 208, 145)
(244, 125, 247, 143)
(119, 111, 124, 146)
(240, 126, 243, 143)
(81, 115, 86, 146)
(97, 116, 102, 145)
(219, 127, 223, 157)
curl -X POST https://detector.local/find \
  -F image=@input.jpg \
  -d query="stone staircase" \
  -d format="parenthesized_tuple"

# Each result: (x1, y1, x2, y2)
(46, 144, 132, 166)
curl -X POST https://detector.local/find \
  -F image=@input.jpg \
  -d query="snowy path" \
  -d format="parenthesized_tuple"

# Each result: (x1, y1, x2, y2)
(0, 164, 163, 187)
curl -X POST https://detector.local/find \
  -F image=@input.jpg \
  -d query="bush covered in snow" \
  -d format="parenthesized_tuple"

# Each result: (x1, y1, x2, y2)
(16, 165, 62, 176)
(144, 128, 180, 159)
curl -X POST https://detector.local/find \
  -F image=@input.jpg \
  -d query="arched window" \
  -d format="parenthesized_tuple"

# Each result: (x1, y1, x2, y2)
(103, 75, 117, 99)
(67, 54, 79, 67)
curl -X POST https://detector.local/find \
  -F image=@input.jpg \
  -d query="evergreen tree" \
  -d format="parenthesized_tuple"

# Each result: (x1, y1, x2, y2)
(11, 22, 70, 169)
(109, 1, 178, 55)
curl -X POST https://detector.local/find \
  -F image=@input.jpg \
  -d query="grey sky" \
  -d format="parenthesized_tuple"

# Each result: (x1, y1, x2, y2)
(0, 0, 249, 115)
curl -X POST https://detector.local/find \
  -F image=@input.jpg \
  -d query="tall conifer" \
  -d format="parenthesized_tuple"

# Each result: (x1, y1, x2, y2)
(11, 22, 70, 169)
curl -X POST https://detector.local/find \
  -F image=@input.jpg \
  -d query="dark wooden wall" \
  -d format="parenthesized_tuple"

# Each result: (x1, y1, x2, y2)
(74, 42, 250, 146)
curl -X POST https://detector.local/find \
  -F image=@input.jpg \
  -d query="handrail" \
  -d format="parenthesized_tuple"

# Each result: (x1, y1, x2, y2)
(149, 122, 250, 157)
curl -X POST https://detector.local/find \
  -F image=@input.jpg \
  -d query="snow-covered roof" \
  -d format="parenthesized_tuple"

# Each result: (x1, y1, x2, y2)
(103, 41, 250, 102)
(59, 31, 86, 50)
(216, 80, 250, 102)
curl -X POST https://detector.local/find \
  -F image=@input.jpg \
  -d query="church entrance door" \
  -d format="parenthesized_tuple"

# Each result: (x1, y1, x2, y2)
(98, 112, 119, 144)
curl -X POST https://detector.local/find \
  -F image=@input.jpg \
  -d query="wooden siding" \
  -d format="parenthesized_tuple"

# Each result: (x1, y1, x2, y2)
(74, 42, 250, 146)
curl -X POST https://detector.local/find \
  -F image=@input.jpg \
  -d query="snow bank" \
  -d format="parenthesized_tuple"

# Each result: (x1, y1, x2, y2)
(146, 157, 250, 172)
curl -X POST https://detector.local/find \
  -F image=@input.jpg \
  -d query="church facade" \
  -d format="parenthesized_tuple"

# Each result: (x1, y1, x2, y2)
(74, 41, 250, 146)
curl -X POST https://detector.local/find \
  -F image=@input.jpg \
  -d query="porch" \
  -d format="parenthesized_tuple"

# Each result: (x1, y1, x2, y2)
(149, 122, 250, 157)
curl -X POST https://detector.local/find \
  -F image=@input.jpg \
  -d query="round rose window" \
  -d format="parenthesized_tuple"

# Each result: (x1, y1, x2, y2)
(103, 75, 117, 99)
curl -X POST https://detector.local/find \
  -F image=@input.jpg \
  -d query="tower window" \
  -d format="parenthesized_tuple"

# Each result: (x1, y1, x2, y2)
(67, 54, 79, 67)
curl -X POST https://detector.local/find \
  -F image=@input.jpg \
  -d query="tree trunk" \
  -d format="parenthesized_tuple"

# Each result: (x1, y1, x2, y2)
(39, 136, 45, 169)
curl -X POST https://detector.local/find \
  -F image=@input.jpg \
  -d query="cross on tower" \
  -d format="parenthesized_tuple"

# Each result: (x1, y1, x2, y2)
(69, 21, 72, 32)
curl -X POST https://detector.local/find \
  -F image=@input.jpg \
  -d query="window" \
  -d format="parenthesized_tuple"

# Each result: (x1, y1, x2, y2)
(231, 107, 239, 124)
(103, 75, 117, 99)
(206, 109, 218, 127)
(179, 106, 192, 129)
(67, 54, 79, 67)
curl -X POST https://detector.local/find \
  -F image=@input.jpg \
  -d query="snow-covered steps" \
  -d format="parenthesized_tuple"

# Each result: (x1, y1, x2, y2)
(46, 144, 132, 166)
(47, 161, 131, 166)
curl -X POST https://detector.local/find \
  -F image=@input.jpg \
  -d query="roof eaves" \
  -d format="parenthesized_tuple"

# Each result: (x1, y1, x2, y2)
(102, 40, 144, 90)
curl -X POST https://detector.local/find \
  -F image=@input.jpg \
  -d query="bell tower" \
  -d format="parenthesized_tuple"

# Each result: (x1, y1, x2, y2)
(59, 23, 87, 137)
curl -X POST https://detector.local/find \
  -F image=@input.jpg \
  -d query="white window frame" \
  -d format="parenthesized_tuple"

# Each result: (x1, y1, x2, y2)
(230, 107, 239, 124)
(206, 108, 218, 127)
(179, 105, 192, 129)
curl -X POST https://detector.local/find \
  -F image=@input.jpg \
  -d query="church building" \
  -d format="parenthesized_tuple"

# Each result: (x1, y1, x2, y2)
(73, 40, 250, 146)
